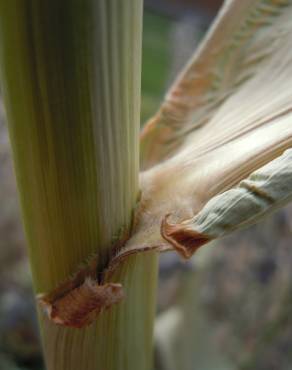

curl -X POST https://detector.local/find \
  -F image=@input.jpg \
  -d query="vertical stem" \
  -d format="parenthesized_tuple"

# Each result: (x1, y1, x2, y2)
(0, 1, 158, 369)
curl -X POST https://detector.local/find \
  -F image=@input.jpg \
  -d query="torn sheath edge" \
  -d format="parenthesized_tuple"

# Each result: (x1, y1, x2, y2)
(37, 257, 124, 329)
(37, 214, 209, 329)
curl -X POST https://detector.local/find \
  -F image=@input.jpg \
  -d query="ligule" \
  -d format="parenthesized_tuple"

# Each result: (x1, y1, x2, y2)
(38, 279, 124, 329)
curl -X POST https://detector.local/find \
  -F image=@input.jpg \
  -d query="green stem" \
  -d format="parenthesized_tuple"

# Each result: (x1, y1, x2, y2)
(0, 1, 158, 369)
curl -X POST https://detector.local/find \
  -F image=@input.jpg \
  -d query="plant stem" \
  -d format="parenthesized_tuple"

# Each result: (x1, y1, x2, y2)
(0, 1, 158, 369)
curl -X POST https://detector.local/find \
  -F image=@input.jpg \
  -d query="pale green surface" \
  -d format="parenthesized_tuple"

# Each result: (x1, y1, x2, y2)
(0, 1, 158, 370)
(0, 0, 143, 289)
(180, 149, 292, 241)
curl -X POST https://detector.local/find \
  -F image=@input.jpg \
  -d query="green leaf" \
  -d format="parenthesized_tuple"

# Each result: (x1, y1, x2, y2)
(162, 149, 292, 257)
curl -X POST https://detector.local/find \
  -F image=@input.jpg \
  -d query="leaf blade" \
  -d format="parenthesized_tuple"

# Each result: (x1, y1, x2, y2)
(162, 149, 292, 257)
(141, 0, 292, 169)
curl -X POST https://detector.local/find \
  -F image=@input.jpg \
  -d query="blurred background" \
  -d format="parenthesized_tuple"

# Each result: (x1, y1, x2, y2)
(1, 1, 292, 370)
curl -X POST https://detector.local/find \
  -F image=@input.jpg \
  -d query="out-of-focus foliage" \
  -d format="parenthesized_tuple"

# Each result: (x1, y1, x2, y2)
(141, 11, 171, 123)
(0, 102, 43, 369)
(156, 205, 292, 370)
